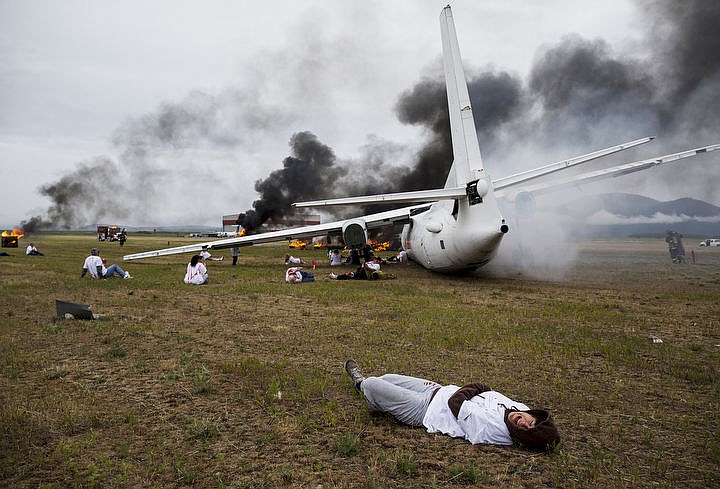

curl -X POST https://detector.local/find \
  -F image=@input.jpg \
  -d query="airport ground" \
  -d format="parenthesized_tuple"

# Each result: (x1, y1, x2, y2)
(1, 233, 718, 488)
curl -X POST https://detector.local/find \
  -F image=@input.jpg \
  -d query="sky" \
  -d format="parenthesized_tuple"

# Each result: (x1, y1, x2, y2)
(1, 0, 718, 229)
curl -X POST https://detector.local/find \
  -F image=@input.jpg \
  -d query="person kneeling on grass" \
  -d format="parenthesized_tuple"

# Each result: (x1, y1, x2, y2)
(184, 254, 208, 285)
(344, 359, 560, 450)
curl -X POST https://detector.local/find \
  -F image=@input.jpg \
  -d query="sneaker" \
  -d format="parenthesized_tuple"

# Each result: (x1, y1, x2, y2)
(219, 256, 224, 261)
(344, 359, 365, 391)
(123, 272, 132, 279)
(328, 273, 337, 279)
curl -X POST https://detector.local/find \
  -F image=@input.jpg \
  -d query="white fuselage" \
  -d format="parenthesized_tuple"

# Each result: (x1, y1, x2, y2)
(401, 196, 508, 273)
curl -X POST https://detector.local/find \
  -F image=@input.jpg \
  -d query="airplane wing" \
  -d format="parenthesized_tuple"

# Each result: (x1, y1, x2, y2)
(494, 143, 720, 198)
(123, 204, 429, 260)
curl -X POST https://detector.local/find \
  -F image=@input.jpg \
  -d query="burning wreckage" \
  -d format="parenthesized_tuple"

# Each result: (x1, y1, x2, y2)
(1, 229, 24, 248)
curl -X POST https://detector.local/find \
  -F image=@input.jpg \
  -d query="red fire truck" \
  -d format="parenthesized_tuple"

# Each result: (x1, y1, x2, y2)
(97, 225, 122, 241)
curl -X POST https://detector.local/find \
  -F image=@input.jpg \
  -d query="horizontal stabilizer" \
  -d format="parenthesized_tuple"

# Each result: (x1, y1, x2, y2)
(294, 138, 655, 209)
(495, 143, 720, 198)
(493, 137, 654, 191)
(292, 187, 467, 208)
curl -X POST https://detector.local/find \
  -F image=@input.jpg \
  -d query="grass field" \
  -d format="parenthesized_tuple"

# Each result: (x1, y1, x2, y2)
(1, 233, 718, 488)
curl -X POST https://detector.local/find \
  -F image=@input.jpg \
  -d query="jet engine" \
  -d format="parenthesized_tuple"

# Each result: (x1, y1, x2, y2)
(342, 219, 367, 248)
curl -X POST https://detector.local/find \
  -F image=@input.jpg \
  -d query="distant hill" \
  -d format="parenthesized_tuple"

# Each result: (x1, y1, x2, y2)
(551, 193, 720, 237)
(553, 193, 720, 219)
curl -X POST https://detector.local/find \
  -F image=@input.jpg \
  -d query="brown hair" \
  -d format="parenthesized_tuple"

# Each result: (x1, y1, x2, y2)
(504, 409, 560, 450)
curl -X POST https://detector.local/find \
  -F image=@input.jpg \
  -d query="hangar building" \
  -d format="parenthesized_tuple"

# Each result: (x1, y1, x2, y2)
(221, 213, 321, 233)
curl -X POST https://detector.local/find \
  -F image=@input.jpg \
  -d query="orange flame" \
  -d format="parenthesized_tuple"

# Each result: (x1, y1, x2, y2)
(368, 239, 390, 252)
(1, 228, 24, 239)
(238, 228, 247, 237)
(313, 242, 328, 248)
(289, 239, 308, 249)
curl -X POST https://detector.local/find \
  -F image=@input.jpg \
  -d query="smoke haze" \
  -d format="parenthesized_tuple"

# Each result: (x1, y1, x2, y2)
(21, 0, 720, 279)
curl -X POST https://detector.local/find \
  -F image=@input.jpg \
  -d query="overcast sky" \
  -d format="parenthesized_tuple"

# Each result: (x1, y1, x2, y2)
(1, 0, 717, 229)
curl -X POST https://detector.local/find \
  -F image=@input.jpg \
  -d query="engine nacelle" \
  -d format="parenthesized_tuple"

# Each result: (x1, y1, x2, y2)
(342, 219, 367, 247)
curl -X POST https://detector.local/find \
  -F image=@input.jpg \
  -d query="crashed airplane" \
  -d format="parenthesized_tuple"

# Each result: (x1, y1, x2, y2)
(124, 5, 719, 273)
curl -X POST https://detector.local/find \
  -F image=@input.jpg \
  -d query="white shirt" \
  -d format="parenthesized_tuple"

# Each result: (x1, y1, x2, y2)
(199, 250, 212, 260)
(184, 262, 208, 284)
(83, 255, 106, 278)
(422, 386, 529, 445)
(329, 252, 342, 266)
(285, 267, 302, 283)
(26, 245, 36, 255)
(365, 261, 381, 271)
(286, 256, 302, 265)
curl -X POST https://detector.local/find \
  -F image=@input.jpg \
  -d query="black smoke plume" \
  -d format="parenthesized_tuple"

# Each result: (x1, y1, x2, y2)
(241, 132, 346, 232)
(23, 0, 719, 232)
(243, 2, 718, 232)
(22, 89, 284, 230)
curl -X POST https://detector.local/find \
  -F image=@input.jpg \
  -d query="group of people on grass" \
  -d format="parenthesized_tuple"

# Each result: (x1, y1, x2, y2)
(288, 252, 400, 284)
(58, 241, 564, 451)
(74, 239, 408, 289)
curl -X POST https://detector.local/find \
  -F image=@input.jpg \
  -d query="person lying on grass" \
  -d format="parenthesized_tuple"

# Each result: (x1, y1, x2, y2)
(344, 359, 560, 450)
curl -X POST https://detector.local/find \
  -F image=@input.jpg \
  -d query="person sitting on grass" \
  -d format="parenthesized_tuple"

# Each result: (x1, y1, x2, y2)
(329, 249, 343, 267)
(184, 254, 208, 285)
(26, 242, 44, 256)
(344, 359, 560, 450)
(81, 248, 131, 279)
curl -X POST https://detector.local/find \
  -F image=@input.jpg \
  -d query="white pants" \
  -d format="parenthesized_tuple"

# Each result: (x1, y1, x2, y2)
(360, 374, 440, 427)
(184, 273, 207, 285)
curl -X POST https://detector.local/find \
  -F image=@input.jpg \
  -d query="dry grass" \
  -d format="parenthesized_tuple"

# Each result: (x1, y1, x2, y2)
(1, 232, 718, 488)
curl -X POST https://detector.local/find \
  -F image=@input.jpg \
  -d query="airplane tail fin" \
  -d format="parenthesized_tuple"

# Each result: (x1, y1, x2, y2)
(440, 6, 487, 190)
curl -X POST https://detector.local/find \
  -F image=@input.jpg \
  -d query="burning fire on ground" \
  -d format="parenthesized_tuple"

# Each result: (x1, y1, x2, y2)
(290, 238, 390, 251)
(1, 228, 24, 248)
(368, 239, 391, 252)
(2, 228, 25, 239)
(289, 239, 308, 249)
